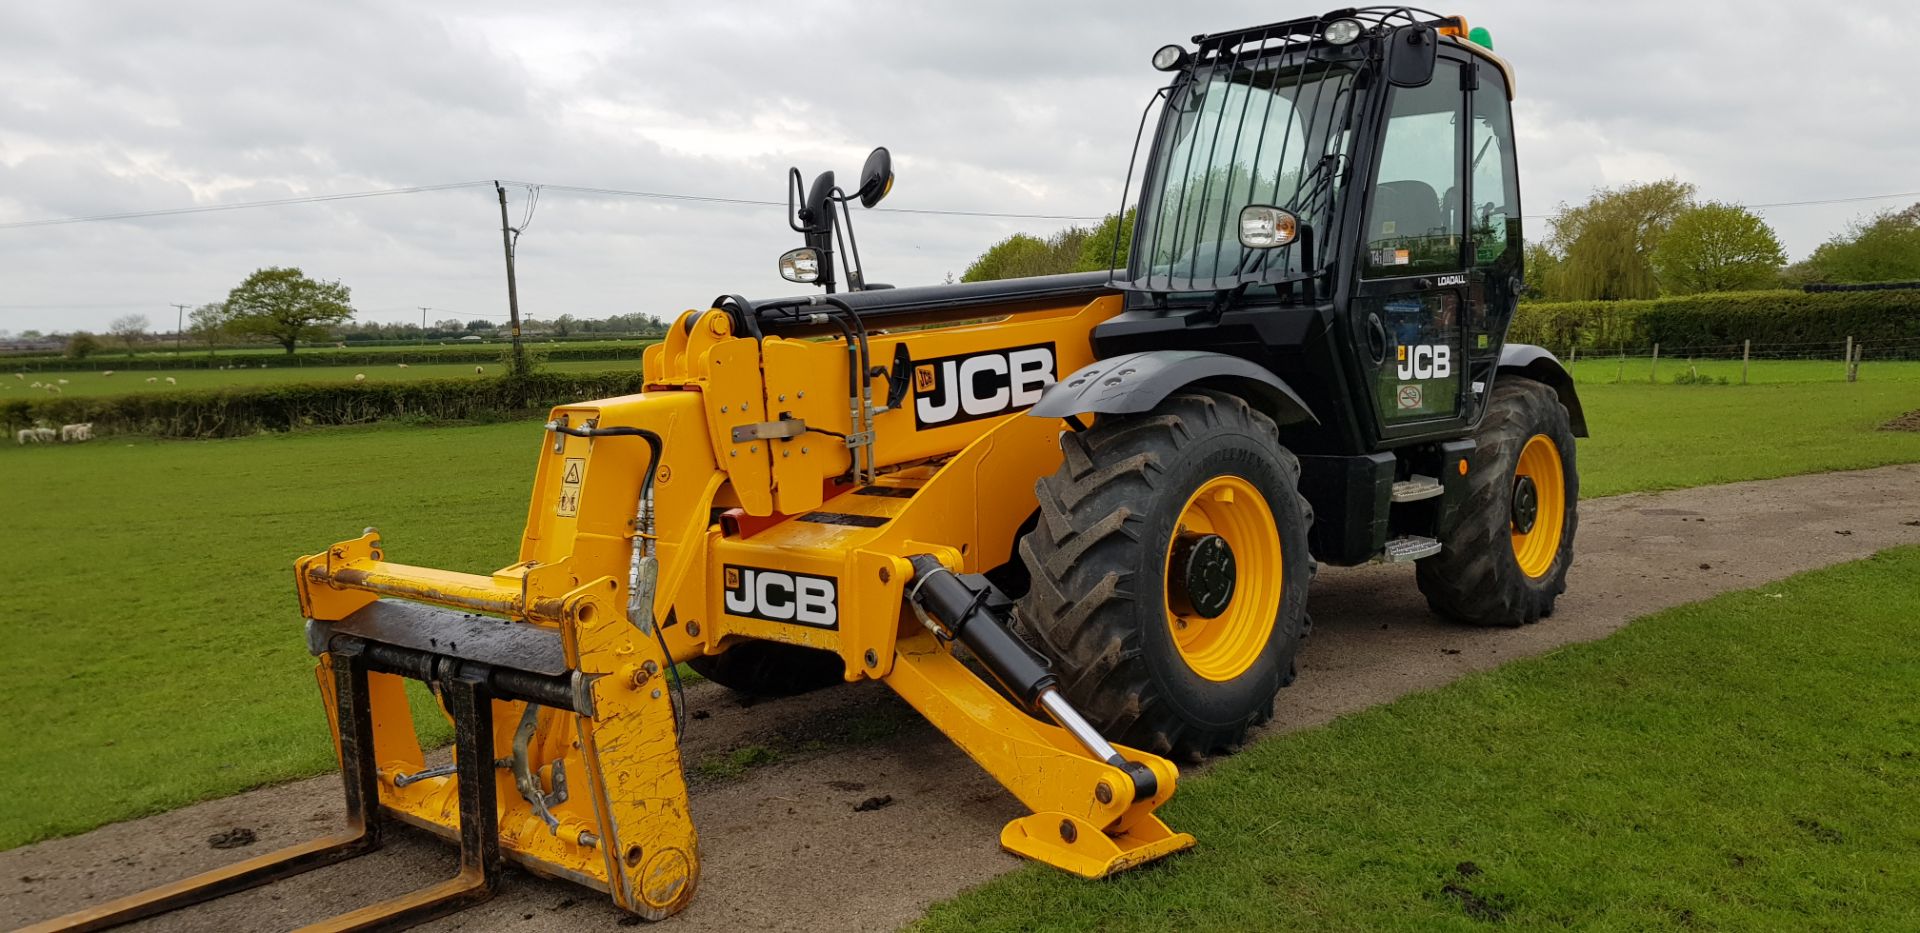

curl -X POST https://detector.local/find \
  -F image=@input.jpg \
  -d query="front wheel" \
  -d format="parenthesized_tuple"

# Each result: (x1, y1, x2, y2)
(1014, 390, 1313, 760)
(1416, 378, 1579, 626)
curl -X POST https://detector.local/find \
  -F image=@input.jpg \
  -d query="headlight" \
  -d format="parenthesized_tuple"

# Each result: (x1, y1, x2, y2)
(1151, 44, 1188, 72)
(779, 247, 821, 284)
(1238, 206, 1298, 249)
(1324, 18, 1363, 45)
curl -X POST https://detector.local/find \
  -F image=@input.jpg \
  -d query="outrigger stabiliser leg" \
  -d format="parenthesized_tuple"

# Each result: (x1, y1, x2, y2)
(20, 629, 565, 932)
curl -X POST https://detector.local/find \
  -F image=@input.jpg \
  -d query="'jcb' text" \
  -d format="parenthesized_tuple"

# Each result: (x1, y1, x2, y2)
(722, 565, 838, 628)
(913, 343, 1056, 428)
(1396, 343, 1452, 380)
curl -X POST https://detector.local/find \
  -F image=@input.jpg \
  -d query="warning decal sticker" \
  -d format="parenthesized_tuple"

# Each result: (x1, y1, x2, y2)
(556, 457, 586, 517)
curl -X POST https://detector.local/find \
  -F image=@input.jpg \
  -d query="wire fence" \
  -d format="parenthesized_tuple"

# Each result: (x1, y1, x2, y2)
(1564, 335, 1920, 385)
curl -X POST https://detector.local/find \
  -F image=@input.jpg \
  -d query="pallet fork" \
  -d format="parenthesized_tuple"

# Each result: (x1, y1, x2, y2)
(21, 642, 510, 933)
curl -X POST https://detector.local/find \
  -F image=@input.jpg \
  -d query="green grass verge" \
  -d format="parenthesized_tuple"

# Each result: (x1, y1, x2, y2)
(920, 547, 1920, 932)
(0, 423, 534, 848)
(1574, 380, 1920, 497)
(1, 358, 643, 398)
(0, 379, 1917, 850)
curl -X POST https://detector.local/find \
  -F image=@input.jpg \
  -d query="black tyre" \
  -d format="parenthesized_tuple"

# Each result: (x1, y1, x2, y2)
(1014, 390, 1313, 760)
(686, 641, 845, 697)
(1416, 378, 1578, 626)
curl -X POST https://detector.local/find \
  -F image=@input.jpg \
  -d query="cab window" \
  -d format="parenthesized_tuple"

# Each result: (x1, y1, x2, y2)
(1362, 60, 1463, 277)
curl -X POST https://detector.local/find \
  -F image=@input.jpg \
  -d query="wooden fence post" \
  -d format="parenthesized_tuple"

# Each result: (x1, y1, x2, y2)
(1848, 343, 1862, 383)
(1650, 343, 1660, 383)
(1742, 339, 1750, 385)
(1844, 336, 1853, 377)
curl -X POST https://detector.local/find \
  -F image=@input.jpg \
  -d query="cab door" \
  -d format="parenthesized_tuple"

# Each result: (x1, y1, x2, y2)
(1348, 56, 1470, 443)
(1462, 61, 1523, 424)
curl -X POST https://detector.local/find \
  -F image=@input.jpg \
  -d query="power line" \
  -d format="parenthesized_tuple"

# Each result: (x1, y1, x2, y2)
(0, 178, 1108, 232)
(5, 173, 1909, 234)
(0, 181, 496, 230)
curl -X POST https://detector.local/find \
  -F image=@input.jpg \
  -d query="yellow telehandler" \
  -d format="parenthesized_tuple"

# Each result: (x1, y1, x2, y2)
(30, 7, 1583, 929)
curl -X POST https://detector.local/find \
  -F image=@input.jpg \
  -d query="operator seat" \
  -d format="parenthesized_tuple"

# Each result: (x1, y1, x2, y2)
(1371, 179, 1442, 241)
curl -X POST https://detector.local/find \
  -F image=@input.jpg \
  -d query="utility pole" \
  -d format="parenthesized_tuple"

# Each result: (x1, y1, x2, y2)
(495, 181, 527, 378)
(171, 303, 188, 354)
(417, 306, 432, 335)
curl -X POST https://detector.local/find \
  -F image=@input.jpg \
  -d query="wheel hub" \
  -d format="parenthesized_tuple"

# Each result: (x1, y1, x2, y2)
(1168, 532, 1236, 619)
(1511, 474, 1539, 534)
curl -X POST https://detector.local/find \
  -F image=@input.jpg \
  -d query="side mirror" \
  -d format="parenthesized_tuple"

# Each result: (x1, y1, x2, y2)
(779, 247, 822, 283)
(856, 147, 894, 208)
(1385, 24, 1437, 88)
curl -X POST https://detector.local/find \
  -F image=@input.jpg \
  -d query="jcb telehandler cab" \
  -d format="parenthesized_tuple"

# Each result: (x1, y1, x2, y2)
(29, 7, 1582, 930)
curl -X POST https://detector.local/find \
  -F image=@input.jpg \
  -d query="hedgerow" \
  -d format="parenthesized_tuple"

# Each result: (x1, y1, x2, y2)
(2, 372, 647, 438)
(1511, 289, 1920, 355)
(3, 341, 657, 373)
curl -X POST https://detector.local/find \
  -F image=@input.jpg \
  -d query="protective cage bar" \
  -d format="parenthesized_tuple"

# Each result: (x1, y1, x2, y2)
(21, 645, 505, 933)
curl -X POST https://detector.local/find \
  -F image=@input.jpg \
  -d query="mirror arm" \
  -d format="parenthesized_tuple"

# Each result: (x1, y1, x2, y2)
(787, 168, 810, 234)
(831, 189, 868, 291)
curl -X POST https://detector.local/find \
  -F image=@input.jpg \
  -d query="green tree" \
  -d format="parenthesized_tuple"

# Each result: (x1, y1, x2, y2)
(108, 313, 148, 356)
(1074, 210, 1137, 273)
(224, 267, 355, 353)
(65, 332, 100, 360)
(1547, 179, 1695, 300)
(187, 302, 233, 353)
(1522, 241, 1563, 299)
(1650, 202, 1786, 294)
(1800, 203, 1920, 284)
(961, 212, 1138, 282)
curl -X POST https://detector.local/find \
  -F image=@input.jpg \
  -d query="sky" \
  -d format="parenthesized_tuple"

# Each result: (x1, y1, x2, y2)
(2, 0, 1916, 335)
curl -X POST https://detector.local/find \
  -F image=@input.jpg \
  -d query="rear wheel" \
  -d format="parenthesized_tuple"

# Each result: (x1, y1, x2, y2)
(1416, 378, 1578, 626)
(1015, 390, 1313, 760)
(686, 641, 845, 697)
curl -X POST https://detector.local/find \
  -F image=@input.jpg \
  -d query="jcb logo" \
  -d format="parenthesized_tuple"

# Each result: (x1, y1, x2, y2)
(722, 564, 838, 628)
(1396, 344, 1452, 380)
(913, 343, 1056, 429)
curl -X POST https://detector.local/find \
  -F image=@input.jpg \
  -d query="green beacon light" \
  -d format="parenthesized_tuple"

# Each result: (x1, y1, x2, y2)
(1468, 25, 1494, 49)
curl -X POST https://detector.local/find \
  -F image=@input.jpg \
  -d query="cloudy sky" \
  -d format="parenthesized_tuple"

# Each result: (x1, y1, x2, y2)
(2, 0, 1915, 335)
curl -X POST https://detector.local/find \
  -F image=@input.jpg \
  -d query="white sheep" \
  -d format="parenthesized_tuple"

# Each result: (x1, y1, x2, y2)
(102, 370, 114, 376)
(16, 426, 56, 444)
(60, 422, 93, 442)
(475, 366, 484, 375)
(146, 376, 158, 384)
(397, 363, 409, 369)
(57, 378, 70, 385)
(164, 376, 177, 385)
(45, 384, 61, 394)
(29, 381, 41, 388)
(354, 373, 367, 382)
(11, 373, 21, 380)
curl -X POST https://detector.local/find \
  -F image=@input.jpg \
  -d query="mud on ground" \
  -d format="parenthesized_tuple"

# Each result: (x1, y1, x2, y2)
(4, 464, 1919, 932)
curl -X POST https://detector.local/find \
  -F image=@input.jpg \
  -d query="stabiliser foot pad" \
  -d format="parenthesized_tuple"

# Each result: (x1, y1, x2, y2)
(1000, 811, 1196, 878)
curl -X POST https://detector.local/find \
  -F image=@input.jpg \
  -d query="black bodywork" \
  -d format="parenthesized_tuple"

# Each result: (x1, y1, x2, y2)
(727, 8, 1582, 568)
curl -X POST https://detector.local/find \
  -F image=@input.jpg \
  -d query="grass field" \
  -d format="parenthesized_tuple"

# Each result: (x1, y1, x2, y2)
(0, 379, 1917, 850)
(921, 547, 1920, 931)
(0, 358, 645, 398)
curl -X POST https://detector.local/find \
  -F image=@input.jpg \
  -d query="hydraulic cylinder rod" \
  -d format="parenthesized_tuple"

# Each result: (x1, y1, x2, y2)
(905, 554, 1158, 801)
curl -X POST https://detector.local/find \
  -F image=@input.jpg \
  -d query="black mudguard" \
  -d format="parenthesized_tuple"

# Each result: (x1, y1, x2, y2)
(1030, 350, 1318, 426)
(1497, 344, 1588, 437)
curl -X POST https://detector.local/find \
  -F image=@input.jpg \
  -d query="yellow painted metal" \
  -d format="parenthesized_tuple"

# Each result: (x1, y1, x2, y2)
(273, 287, 1207, 922)
(1511, 433, 1566, 578)
(885, 630, 1193, 875)
(1163, 475, 1283, 682)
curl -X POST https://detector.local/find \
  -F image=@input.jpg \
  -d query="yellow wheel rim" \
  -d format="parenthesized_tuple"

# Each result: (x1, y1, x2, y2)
(1163, 475, 1282, 683)
(1510, 434, 1566, 579)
